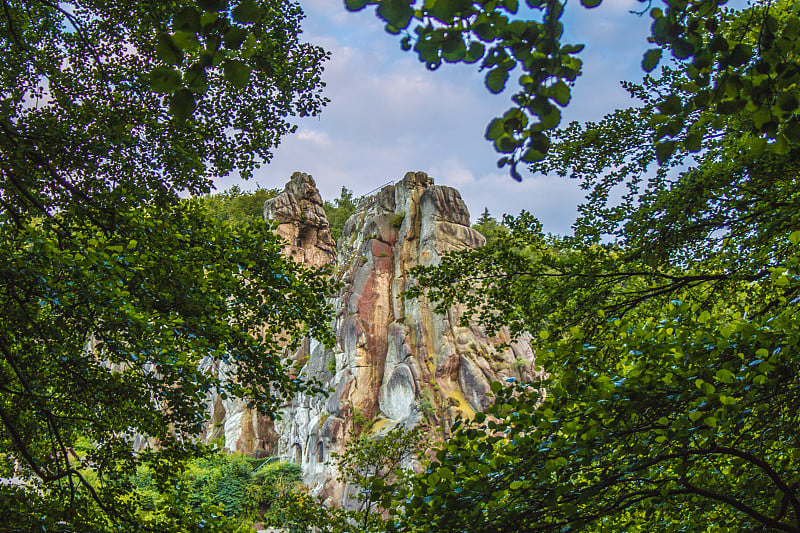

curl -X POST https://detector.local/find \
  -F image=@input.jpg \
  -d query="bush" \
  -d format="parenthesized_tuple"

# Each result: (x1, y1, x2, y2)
(390, 213, 405, 227)
(129, 451, 305, 526)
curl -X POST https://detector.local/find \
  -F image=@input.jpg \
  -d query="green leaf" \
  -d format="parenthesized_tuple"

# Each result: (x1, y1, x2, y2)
(150, 67, 182, 92)
(709, 35, 729, 53)
(224, 27, 248, 50)
(198, 0, 227, 10)
(173, 7, 201, 33)
(486, 67, 510, 94)
(232, 0, 265, 24)
(528, 132, 550, 153)
(778, 91, 799, 113)
(496, 135, 518, 153)
(156, 33, 184, 65)
(549, 81, 570, 106)
(345, 0, 372, 10)
(442, 35, 467, 62)
(752, 106, 772, 129)
(486, 118, 505, 140)
(658, 94, 682, 115)
(223, 60, 251, 88)
(377, 0, 414, 30)
(783, 15, 800, 39)
(655, 140, 675, 164)
(428, 0, 472, 22)
(715, 369, 735, 383)
(502, 0, 519, 13)
(672, 38, 694, 60)
(521, 147, 546, 163)
(684, 132, 702, 152)
(170, 88, 196, 120)
(727, 43, 751, 66)
(538, 107, 561, 130)
(473, 22, 497, 42)
(642, 48, 662, 71)
(465, 41, 485, 64)
(580, 0, 602, 8)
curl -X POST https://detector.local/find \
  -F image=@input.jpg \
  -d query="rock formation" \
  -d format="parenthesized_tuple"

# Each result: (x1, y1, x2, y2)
(243, 171, 539, 505)
(263, 172, 337, 269)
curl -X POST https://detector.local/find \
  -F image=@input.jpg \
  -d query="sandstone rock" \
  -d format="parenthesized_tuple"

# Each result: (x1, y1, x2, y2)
(263, 171, 336, 269)
(268, 171, 538, 507)
(199, 171, 539, 507)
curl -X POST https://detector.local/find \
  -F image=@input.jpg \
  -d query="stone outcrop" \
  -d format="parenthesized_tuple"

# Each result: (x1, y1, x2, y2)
(196, 172, 339, 456)
(253, 171, 538, 506)
(263, 172, 337, 269)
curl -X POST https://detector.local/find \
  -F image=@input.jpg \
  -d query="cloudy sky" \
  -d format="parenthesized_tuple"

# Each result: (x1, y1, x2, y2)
(216, 0, 654, 235)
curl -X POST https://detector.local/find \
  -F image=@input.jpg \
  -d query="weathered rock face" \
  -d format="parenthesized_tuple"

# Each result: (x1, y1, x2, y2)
(195, 173, 338, 457)
(257, 171, 537, 506)
(263, 171, 337, 269)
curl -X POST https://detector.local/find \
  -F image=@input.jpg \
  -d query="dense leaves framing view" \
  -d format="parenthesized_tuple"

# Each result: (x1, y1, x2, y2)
(1, 0, 798, 532)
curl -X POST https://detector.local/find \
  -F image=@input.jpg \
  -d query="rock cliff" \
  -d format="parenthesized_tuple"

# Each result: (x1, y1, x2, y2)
(242, 171, 538, 505)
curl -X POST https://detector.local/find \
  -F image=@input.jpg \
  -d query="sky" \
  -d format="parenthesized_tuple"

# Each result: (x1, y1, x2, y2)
(215, 0, 655, 235)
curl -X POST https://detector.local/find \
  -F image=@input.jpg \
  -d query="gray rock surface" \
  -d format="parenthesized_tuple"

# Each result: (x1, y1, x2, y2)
(263, 171, 538, 506)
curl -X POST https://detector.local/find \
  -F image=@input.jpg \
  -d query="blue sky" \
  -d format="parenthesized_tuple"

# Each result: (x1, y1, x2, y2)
(216, 0, 655, 235)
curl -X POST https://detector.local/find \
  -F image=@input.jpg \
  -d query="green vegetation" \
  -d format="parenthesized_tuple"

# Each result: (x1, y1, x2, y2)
(471, 208, 508, 248)
(0, 1, 331, 530)
(396, 2, 800, 530)
(272, 427, 427, 532)
(130, 453, 303, 530)
(4, 0, 800, 530)
(197, 186, 280, 226)
(390, 213, 406, 228)
(323, 187, 359, 243)
(351, 407, 376, 435)
(350, 0, 800, 182)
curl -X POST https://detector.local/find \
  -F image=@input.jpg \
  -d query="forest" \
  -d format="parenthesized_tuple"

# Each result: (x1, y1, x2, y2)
(1, 0, 798, 532)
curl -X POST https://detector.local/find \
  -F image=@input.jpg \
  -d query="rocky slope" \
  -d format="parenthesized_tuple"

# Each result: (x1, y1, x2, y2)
(200, 171, 537, 504)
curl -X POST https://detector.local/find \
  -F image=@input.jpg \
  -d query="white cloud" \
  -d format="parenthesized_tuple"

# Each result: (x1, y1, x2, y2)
(295, 129, 332, 147)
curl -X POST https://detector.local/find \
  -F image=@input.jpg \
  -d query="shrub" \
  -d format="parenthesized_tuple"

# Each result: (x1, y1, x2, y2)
(390, 213, 405, 227)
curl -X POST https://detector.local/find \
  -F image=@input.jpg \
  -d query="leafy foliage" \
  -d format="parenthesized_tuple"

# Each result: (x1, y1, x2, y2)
(350, 0, 800, 181)
(271, 427, 428, 532)
(0, 1, 332, 530)
(323, 187, 360, 243)
(398, 4, 800, 532)
(196, 185, 280, 226)
(130, 453, 303, 530)
(472, 207, 508, 247)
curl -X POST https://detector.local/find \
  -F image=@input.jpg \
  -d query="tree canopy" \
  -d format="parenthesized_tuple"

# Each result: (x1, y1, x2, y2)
(323, 186, 360, 243)
(392, 0, 800, 531)
(197, 185, 281, 225)
(0, 1, 332, 530)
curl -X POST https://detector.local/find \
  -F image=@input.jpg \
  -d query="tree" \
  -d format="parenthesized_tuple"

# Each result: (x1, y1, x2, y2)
(323, 186, 360, 243)
(396, 3, 800, 531)
(197, 185, 281, 226)
(348, 0, 800, 181)
(0, 1, 332, 530)
(472, 207, 508, 247)
(271, 427, 427, 533)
